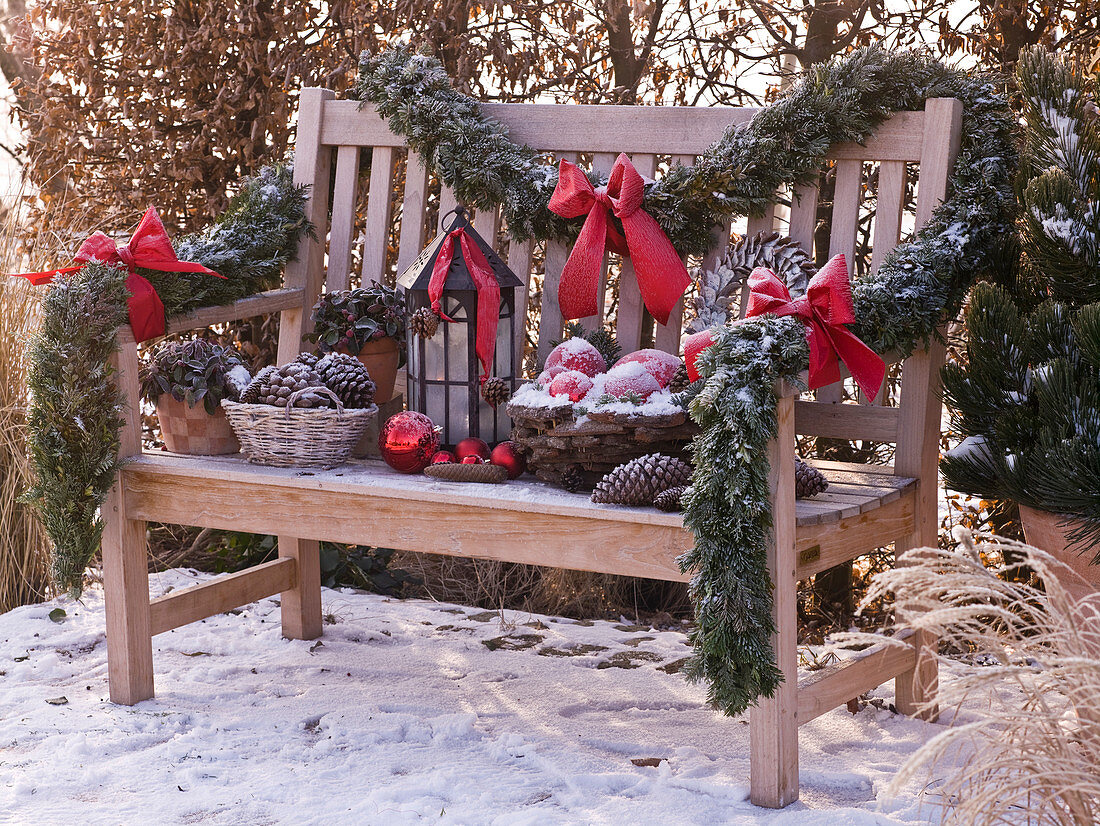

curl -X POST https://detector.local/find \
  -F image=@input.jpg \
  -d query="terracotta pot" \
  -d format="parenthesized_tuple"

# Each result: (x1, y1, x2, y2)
(1019, 504, 1100, 599)
(157, 394, 239, 455)
(354, 337, 400, 404)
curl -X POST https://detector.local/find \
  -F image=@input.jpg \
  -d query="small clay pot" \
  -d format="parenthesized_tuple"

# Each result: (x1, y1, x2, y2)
(157, 394, 240, 455)
(352, 337, 400, 404)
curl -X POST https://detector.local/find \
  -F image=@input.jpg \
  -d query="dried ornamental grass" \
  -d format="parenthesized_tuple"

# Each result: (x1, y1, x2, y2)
(0, 232, 51, 612)
(848, 529, 1099, 825)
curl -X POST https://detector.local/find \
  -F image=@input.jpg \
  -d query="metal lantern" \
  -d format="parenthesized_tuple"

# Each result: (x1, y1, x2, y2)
(398, 207, 523, 446)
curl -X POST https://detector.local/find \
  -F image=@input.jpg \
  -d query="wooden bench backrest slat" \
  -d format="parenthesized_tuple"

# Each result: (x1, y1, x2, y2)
(327, 145, 360, 292)
(397, 154, 430, 275)
(362, 146, 396, 286)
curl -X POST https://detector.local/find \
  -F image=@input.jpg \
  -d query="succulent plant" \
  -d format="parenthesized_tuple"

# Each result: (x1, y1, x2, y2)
(309, 284, 407, 364)
(141, 339, 251, 414)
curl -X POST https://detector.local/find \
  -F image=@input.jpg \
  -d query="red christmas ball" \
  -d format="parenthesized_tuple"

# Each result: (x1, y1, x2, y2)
(378, 411, 440, 473)
(461, 455, 483, 464)
(454, 436, 491, 462)
(490, 441, 527, 479)
(431, 450, 457, 465)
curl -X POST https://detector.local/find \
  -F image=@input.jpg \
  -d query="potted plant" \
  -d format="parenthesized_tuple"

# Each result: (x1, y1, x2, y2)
(141, 339, 252, 455)
(310, 284, 406, 403)
(941, 48, 1100, 596)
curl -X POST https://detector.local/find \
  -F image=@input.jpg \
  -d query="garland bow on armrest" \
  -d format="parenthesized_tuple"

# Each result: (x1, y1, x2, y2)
(685, 254, 886, 401)
(10, 206, 223, 342)
(548, 153, 689, 325)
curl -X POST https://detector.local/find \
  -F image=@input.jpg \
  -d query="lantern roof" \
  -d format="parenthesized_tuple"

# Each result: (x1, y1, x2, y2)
(397, 207, 523, 293)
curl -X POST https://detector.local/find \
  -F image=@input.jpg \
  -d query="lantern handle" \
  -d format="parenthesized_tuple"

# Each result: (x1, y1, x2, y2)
(441, 205, 468, 232)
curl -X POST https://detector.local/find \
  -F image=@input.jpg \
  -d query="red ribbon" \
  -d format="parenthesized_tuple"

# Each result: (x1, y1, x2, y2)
(745, 254, 886, 401)
(428, 227, 501, 384)
(548, 153, 689, 325)
(9, 207, 222, 342)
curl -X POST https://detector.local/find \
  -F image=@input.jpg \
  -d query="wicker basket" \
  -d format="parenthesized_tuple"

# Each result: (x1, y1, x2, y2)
(222, 387, 378, 468)
(507, 400, 698, 490)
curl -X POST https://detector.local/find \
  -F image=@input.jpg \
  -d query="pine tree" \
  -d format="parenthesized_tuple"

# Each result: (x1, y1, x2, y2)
(942, 47, 1100, 559)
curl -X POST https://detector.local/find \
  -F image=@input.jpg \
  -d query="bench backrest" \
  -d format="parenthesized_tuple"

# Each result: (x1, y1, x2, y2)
(281, 91, 962, 470)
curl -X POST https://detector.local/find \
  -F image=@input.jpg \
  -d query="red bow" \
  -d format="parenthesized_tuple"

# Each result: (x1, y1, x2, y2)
(428, 227, 501, 384)
(548, 153, 689, 325)
(745, 254, 885, 401)
(10, 207, 222, 342)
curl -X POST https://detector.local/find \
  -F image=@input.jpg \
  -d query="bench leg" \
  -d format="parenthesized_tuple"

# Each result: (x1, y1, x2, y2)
(893, 534, 939, 721)
(102, 482, 154, 705)
(279, 537, 322, 640)
(750, 395, 799, 808)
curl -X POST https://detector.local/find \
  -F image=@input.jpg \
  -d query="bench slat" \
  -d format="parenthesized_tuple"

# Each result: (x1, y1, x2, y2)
(327, 145, 360, 292)
(361, 146, 395, 285)
(397, 153, 430, 276)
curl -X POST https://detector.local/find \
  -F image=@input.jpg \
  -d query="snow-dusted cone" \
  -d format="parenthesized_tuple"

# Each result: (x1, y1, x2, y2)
(316, 352, 376, 408)
(249, 362, 332, 408)
(591, 453, 692, 506)
(653, 485, 686, 512)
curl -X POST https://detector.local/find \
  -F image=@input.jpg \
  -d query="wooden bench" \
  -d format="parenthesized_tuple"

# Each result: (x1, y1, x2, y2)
(101, 91, 962, 808)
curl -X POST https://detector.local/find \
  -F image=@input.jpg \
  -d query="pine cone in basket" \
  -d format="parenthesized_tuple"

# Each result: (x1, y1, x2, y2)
(295, 352, 321, 368)
(316, 352, 376, 409)
(481, 376, 511, 408)
(410, 306, 440, 339)
(653, 485, 686, 512)
(240, 365, 278, 404)
(591, 453, 693, 506)
(795, 458, 828, 499)
(252, 362, 332, 408)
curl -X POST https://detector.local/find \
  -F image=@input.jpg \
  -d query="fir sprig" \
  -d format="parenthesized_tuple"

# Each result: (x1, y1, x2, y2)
(22, 263, 130, 596)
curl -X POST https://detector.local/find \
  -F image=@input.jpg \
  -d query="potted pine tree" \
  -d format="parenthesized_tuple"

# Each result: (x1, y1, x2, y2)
(141, 339, 252, 455)
(941, 48, 1100, 595)
(310, 285, 406, 403)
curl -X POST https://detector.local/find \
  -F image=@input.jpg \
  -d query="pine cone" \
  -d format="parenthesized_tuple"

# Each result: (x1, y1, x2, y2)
(240, 365, 278, 404)
(560, 464, 586, 493)
(669, 363, 690, 394)
(295, 352, 320, 368)
(316, 352, 376, 409)
(795, 458, 828, 499)
(591, 453, 693, 506)
(688, 231, 817, 334)
(481, 377, 511, 407)
(653, 485, 686, 512)
(410, 306, 440, 339)
(253, 362, 332, 408)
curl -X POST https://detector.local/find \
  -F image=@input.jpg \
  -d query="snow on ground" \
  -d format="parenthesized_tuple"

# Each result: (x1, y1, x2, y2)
(0, 570, 958, 825)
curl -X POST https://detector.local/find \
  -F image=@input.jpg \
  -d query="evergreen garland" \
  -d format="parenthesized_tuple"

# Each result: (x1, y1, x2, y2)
(23, 264, 129, 597)
(24, 162, 310, 597)
(356, 46, 1017, 714)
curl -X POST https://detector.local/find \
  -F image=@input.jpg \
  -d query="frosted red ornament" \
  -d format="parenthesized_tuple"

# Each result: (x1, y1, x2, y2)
(378, 411, 440, 473)
(537, 365, 564, 386)
(454, 436, 491, 461)
(545, 338, 606, 378)
(430, 450, 457, 465)
(603, 362, 662, 400)
(461, 454, 483, 464)
(548, 369, 594, 402)
(614, 349, 681, 388)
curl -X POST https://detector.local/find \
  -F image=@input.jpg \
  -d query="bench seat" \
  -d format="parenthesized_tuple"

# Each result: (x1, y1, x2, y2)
(121, 454, 916, 592)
